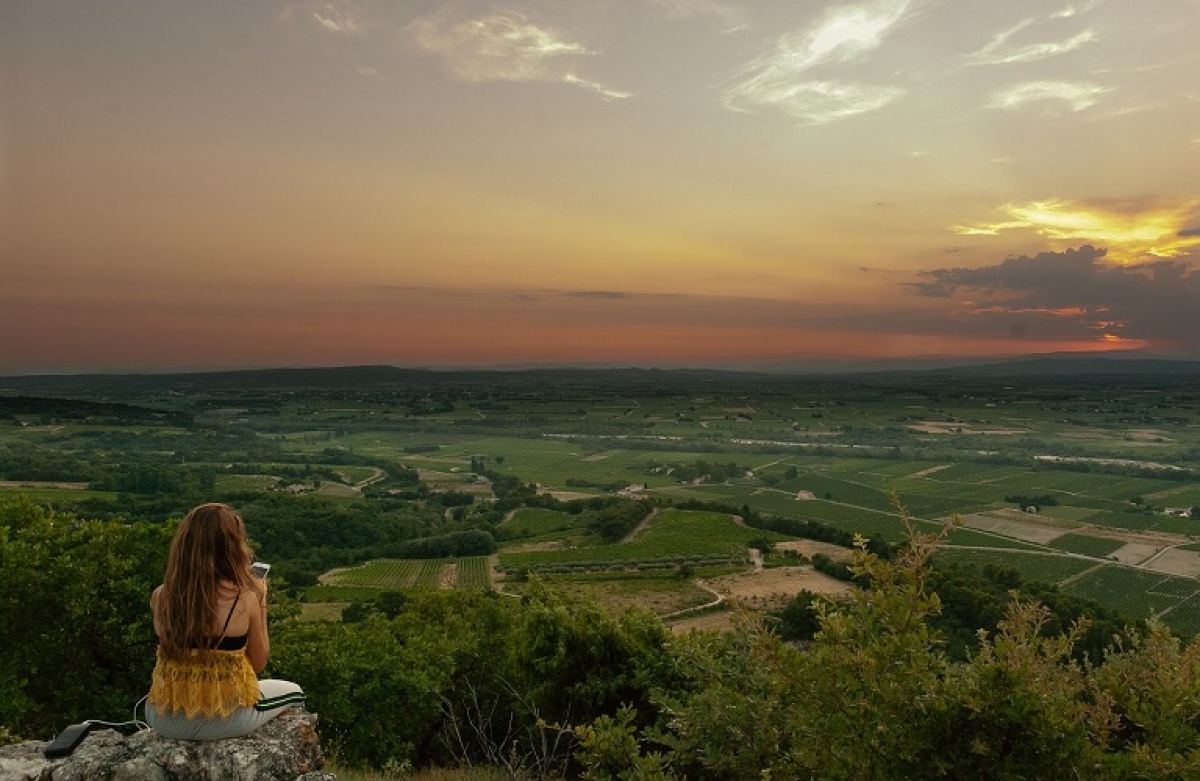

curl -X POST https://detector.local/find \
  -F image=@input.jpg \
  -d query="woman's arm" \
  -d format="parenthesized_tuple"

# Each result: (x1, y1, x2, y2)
(245, 579, 270, 673)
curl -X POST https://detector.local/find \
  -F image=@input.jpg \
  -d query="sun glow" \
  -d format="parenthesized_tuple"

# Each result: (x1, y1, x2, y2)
(955, 200, 1200, 261)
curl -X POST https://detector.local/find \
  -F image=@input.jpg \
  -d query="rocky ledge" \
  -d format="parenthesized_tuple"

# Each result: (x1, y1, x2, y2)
(0, 707, 332, 781)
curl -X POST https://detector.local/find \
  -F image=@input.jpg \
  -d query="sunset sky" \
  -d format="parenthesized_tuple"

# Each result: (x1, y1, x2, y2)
(3, 0, 1199, 373)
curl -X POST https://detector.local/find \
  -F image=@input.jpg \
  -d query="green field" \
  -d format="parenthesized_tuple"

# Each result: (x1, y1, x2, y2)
(323, 559, 446, 589)
(500, 508, 577, 541)
(216, 474, 280, 492)
(6, 367, 1200, 639)
(930, 550, 1200, 637)
(499, 509, 778, 572)
(503, 569, 725, 616)
(1046, 534, 1127, 558)
(0, 485, 117, 504)
(1061, 567, 1200, 626)
(318, 555, 493, 591)
(944, 527, 1048, 551)
(333, 465, 381, 484)
(455, 556, 492, 589)
(932, 549, 1099, 585)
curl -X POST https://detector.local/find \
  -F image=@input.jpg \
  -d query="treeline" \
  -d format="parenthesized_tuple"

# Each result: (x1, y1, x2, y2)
(230, 494, 441, 584)
(0, 441, 395, 495)
(773, 560, 1138, 664)
(928, 561, 1136, 661)
(810, 552, 860, 584)
(585, 499, 652, 542)
(1005, 493, 1060, 507)
(565, 476, 628, 492)
(1033, 457, 1198, 482)
(643, 458, 753, 483)
(0, 395, 193, 426)
(394, 528, 495, 559)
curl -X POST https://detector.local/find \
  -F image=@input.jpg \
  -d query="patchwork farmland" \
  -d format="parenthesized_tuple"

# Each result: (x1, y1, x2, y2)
(4, 364, 1200, 636)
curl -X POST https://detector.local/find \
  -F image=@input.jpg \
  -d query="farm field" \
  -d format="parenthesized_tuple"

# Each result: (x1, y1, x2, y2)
(1061, 566, 1200, 638)
(497, 509, 781, 573)
(4, 366, 1200, 639)
(320, 556, 493, 591)
(933, 548, 1107, 585)
(1047, 534, 1128, 558)
(500, 508, 577, 542)
(503, 570, 719, 617)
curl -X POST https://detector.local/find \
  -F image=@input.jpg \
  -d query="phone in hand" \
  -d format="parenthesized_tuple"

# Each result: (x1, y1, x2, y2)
(250, 561, 271, 579)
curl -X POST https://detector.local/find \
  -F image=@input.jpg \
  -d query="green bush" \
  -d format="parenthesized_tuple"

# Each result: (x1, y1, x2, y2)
(0, 496, 172, 739)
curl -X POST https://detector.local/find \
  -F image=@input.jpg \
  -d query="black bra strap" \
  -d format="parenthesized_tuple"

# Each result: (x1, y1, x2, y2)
(215, 589, 241, 645)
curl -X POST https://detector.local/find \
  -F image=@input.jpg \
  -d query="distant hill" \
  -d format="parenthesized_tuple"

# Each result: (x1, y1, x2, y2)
(0, 364, 766, 398)
(890, 354, 1200, 378)
(2, 353, 1199, 395)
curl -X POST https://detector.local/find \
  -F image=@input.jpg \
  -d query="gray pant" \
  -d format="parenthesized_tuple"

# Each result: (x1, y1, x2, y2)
(145, 679, 305, 741)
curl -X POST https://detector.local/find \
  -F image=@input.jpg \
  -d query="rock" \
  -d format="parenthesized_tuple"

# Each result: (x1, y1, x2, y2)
(0, 708, 331, 781)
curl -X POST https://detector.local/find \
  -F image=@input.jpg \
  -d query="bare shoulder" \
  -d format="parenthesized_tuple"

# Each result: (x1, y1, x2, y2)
(150, 585, 163, 607)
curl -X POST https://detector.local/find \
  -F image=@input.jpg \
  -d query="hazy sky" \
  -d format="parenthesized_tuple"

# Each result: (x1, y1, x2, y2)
(3, 0, 1199, 372)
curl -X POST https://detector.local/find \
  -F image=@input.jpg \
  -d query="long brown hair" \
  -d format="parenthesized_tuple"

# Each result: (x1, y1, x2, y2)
(157, 503, 260, 659)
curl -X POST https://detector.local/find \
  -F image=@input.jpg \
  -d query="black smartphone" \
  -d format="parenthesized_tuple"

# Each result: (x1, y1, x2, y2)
(44, 722, 95, 759)
(250, 561, 271, 579)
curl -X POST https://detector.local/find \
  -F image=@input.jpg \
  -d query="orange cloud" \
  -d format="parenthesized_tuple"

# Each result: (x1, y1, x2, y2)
(954, 199, 1200, 261)
(963, 305, 1088, 318)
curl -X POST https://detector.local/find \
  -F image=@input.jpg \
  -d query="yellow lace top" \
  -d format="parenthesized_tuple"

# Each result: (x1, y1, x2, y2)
(147, 646, 260, 718)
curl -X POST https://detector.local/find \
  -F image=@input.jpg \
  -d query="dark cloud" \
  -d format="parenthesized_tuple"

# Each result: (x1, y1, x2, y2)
(902, 281, 954, 297)
(904, 245, 1200, 347)
(367, 270, 1199, 352)
(913, 245, 1109, 294)
(565, 290, 628, 299)
(1180, 227, 1200, 237)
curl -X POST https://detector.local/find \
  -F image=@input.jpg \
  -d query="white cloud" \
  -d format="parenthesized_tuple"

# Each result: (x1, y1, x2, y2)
(303, 1, 372, 36)
(722, 0, 916, 124)
(987, 80, 1110, 112)
(729, 80, 904, 124)
(408, 10, 629, 99)
(969, 27, 1096, 66)
(1052, 1, 1099, 20)
(653, 0, 748, 33)
(782, 0, 915, 70)
(410, 12, 588, 83)
(967, 2, 1098, 66)
(563, 74, 632, 101)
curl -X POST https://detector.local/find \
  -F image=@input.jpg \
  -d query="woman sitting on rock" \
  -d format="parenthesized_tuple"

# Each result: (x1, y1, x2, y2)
(145, 503, 305, 740)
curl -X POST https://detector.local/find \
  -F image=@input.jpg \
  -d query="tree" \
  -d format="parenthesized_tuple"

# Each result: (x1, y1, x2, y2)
(0, 495, 173, 739)
(599, 497, 1200, 779)
(270, 615, 455, 768)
